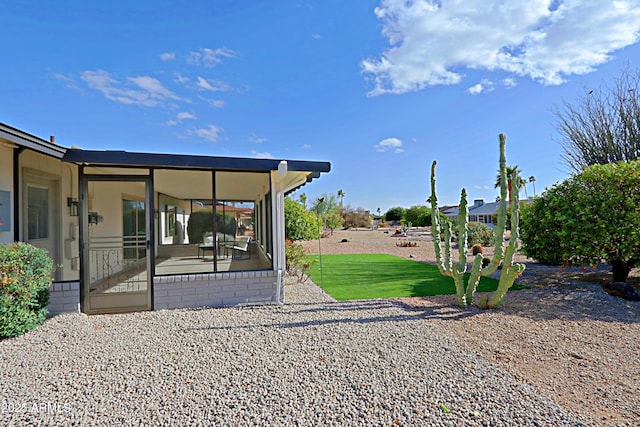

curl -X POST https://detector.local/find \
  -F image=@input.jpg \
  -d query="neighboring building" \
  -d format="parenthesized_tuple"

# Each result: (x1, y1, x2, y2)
(0, 123, 330, 315)
(438, 198, 532, 226)
(468, 199, 499, 226)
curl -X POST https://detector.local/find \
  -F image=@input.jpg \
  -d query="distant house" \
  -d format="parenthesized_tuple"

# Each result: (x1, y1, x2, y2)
(468, 199, 499, 226)
(438, 198, 532, 226)
(439, 205, 459, 220)
(1, 123, 330, 315)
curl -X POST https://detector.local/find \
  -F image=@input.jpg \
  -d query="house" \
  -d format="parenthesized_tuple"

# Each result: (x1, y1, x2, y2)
(438, 198, 532, 226)
(468, 199, 499, 226)
(0, 123, 330, 315)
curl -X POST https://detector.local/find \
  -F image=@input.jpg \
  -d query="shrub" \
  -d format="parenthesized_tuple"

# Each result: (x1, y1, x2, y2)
(466, 222, 494, 246)
(520, 160, 640, 282)
(285, 198, 320, 241)
(1, 242, 53, 339)
(285, 239, 315, 282)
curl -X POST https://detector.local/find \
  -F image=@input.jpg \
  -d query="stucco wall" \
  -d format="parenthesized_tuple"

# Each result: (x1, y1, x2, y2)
(19, 151, 80, 281)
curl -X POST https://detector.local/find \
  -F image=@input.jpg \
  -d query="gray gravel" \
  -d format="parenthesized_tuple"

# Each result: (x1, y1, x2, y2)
(1, 278, 592, 426)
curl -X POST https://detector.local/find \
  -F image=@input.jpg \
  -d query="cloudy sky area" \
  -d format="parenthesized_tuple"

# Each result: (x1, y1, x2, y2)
(2, 0, 640, 210)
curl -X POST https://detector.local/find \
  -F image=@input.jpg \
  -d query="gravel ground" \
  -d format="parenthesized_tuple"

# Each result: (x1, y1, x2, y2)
(1, 280, 589, 426)
(1, 228, 637, 426)
(302, 229, 640, 427)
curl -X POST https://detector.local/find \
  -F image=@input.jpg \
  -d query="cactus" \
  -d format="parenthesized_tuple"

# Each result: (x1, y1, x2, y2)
(429, 134, 526, 308)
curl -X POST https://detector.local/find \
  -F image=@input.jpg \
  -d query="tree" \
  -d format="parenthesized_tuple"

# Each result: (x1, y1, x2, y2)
(284, 197, 320, 241)
(528, 176, 536, 197)
(310, 194, 338, 217)
(337, 189, 345, 208)
(494, 165, 526, 203)
(384, 206, 405, 222)
(404, 205, 431, 226)
(299, 193, 307, 209)
(520, 160, 640, 282)
(556, 66, 640, 173)
(343, 205, 372, 228)
(325, 209, 344, 234)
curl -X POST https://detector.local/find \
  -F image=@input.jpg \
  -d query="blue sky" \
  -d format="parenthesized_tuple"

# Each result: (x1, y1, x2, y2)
(3, 0, 640, 211)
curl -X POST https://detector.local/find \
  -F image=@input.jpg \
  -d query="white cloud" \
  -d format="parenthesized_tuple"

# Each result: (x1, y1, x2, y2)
(53, 73, 82, 92)
(502, 77, 518, 88)
(81, 70, 180, 106)
(468, 79, 495, 95)
(374, 137, 404, 153)
(196, 76, 232, 92)
(250, 150, 274, 158)
(188, 47, 237, 67)
(174, 73, 189, 84)
(128, 76, 181, 100)
(362, 0, 640, 95)
(199, 97, 225, 108)
(177, 111, 197, 121)
(302, 144, 312, 149)
(312, 33, 322, 40)
(194, 125, 223, 142)
(160, 52, 175, 61)
(249, 134, 267, 144)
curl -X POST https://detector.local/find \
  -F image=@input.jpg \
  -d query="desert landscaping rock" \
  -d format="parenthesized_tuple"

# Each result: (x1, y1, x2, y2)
(1, 228, 638, 426)
(2, 280, 589, 426)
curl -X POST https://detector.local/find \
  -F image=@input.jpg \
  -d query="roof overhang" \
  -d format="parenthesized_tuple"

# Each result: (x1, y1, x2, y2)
(0, 123, 66, 159)
(63, 149, 331, 195)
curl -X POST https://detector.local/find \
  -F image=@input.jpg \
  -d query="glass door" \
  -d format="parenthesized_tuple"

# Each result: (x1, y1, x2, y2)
(81, 175, 153, 314)
(23, 173, 61, 280)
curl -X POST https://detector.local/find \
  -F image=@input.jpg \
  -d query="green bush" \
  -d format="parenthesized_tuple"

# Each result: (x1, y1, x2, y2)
(285, 198, 320, 241)
(285, 239, 315, 282)
(465, 222, 494, 246)
(1, 242, 53, 339)
(187, 209, 237, 243)
(520, 160, 640, 282)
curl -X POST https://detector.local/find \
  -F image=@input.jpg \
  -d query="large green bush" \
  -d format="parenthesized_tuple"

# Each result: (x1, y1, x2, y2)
(1, 242, 53, 339)
(404, 205, 431, 226)
(187, 209, 237, 243)
(285, 197, 320, 241)
(465, 222, 494, 246)
(521, 160, 640, 282)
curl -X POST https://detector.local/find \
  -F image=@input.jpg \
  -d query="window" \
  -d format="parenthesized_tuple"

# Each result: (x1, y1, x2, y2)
(123, 199, 146, 262)
(27, 185, 48, 240)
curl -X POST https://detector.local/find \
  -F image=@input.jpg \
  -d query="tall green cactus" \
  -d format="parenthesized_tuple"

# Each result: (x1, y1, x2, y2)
(429, 134, 526, 308)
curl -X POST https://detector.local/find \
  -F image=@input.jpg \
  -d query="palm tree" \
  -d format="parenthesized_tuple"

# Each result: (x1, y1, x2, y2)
(299, 193, 307, 209)
(528, 176, 536, 198)
(495, 165, 526, 204)
(337, 189, 345, 208)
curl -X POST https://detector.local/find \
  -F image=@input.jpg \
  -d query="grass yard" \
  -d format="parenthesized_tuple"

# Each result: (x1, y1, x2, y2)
(306, 253, 527, 300)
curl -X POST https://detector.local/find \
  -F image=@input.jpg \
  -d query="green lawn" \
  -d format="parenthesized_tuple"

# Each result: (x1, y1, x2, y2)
(306, 253, 526, 300)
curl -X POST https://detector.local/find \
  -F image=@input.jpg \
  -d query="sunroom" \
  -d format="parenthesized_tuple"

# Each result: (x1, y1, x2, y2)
(2, 123, 330, 315)
(61, 149, 330, 314)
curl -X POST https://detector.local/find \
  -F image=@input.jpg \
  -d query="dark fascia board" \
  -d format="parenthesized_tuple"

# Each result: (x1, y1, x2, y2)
(0, 123, 66, 159)
(62, 149, 331, 174)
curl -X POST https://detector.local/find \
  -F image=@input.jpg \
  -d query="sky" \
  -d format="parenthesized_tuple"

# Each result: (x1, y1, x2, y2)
(2, 0, 640, 212)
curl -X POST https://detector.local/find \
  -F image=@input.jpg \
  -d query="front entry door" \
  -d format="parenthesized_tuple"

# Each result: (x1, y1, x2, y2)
(81, 175, 153, 314)
(23, 172, 61, 281)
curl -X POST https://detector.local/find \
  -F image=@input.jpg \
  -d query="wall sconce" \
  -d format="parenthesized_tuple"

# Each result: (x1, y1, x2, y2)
(67, 198, 79, 216)
(88, 211, 103, 226)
